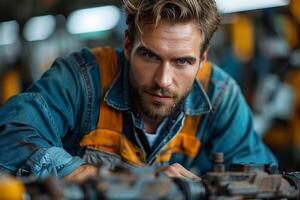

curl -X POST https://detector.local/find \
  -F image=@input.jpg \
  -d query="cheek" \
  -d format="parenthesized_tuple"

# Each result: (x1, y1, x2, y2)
(173, 69, 198, 92)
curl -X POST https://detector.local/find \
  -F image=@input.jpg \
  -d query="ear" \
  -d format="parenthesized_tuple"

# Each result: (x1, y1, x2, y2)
(123, 30, 132, 60)
(200, 48, 209, 64)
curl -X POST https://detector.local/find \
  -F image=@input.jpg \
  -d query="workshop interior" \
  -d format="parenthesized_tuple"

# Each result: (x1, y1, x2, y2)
(1, 0, 300, 199)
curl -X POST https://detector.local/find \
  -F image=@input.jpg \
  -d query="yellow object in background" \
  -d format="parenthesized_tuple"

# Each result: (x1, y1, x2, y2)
(0, 173, 24, 200)
(283, 15, 299, 48)
(290, 0, 300, 23)
(0, 70, 21, 103)
(231, 15, 254, 63)
(286, 70, 300, 150)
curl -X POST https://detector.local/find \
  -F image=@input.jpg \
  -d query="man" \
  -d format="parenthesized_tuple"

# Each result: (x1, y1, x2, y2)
(0, 0, 277, 182)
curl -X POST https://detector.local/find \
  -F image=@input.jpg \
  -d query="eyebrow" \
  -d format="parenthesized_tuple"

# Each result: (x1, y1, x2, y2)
(136, 45, 197, 63)
(136, 46, 161, 58)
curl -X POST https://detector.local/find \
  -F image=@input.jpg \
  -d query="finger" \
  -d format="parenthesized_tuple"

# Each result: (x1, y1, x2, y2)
(155, 165, 184, 178)
(179, 168, 200, 180)
(164, 170, 184, 178)
(171, 163, 201, 181)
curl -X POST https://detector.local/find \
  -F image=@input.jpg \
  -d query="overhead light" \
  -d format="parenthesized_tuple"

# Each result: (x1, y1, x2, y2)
(216, 0, 290, 13)
(67, 5, 120, 34)
(23, 15, 56, 41)
(0, 20, 19, 45)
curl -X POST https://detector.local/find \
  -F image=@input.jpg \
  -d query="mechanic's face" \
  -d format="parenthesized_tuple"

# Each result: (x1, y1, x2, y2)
(124, 20, 207, 121)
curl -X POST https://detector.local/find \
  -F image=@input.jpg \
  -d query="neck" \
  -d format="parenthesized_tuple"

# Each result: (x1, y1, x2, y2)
(140, 114, 161, 133)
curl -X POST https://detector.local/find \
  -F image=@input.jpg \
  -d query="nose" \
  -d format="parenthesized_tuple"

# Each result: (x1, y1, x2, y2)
(154, 62, 173, 88)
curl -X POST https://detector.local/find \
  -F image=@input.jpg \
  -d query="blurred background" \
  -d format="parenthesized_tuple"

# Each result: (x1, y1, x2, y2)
(0, 0, 299, 171)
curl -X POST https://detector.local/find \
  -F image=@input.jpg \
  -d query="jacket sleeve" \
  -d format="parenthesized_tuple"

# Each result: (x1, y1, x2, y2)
(198, 68, 277, 173)
(0, 50, 99, 178)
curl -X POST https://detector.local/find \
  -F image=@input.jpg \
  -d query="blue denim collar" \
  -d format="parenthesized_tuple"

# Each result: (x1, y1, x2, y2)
(104, 50, 212, 116)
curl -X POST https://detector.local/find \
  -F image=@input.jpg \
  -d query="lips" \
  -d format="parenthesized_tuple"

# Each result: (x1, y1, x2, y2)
(144, 91, 175, 104)
(151, 93, 172, 98)
(145, 91, 172, 98)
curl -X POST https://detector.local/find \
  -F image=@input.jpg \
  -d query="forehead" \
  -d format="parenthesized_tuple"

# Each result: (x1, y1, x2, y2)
(133, 20, 202, 57)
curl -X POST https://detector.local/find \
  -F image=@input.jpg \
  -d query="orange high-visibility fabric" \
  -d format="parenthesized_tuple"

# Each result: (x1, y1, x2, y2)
(80, 47, 212, 164)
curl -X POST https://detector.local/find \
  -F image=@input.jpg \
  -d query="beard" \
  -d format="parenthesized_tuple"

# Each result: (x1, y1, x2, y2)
(129, 71, 193, 121)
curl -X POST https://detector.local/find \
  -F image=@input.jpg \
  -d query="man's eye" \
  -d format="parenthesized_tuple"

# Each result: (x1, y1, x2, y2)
(142, 52, 157, 60)
(176, 58, 191, 65)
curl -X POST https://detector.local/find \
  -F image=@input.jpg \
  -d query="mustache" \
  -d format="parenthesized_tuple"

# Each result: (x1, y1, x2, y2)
(142, 86, 176, 97)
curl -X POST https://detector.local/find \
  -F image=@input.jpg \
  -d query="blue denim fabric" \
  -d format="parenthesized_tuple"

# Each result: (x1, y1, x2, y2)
(0, 48, 277, 178)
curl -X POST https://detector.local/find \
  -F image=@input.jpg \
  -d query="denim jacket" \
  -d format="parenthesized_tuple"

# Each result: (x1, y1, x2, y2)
(0, 48, 277, 178)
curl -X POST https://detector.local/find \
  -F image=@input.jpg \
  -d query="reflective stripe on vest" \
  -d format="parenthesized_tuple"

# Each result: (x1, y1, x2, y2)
(80, 47, 212, 165)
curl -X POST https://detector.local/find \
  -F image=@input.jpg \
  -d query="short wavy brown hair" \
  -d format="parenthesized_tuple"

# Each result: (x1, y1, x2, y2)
(123, 0, 221, 53)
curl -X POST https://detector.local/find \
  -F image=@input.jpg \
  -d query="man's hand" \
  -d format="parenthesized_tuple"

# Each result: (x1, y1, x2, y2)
(64, 164, 97, 182)
(156, 163, 201, 181)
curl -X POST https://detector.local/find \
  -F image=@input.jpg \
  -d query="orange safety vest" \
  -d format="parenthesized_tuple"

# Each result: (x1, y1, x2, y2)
(80, 47, 212, 165)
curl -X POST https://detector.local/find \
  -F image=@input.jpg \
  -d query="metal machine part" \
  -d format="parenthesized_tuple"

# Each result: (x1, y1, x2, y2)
(2, 153, 300, 200)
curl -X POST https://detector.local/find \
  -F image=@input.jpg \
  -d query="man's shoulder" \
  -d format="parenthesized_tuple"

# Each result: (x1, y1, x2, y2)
(64, 46, 126, 68)
(210, 63, 236, 85)
(206, 63, 244, 111)
(61, 47, 98, 68)
(208, 63, 240, 94)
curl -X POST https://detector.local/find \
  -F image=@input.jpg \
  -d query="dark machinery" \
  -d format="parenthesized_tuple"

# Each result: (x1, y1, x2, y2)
(2, 153, 300, 200)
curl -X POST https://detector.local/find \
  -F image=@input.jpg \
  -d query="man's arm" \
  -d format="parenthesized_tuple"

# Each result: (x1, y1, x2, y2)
(0, 50, 99, 178)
